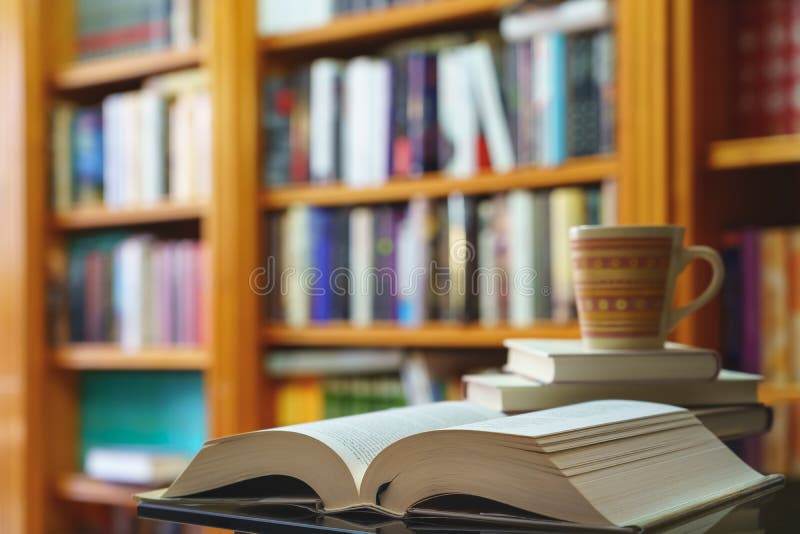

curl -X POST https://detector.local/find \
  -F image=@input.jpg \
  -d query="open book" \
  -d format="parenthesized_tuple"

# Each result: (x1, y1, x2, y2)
(142, 400, 775, 528)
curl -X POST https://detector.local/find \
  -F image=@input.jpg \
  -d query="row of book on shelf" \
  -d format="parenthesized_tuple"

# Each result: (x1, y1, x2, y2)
(55, 234, 207, 350)
(734, 0, 800, 137)
(77, 0, 202, 59)
(258, 0, 435, 35)
(267, 349, 478, 426)
(262, 0, 614, 187)
(51, 70, 211, 212)
(264, 183, 616, 327)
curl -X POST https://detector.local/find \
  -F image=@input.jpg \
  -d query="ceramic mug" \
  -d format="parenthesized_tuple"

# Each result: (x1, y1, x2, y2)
(569, 225, 724, 350)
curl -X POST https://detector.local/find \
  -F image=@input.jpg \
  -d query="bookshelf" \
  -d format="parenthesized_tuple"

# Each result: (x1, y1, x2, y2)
(54, 345, 211, 371)
(0, 0, 696, 532)
(52, 47, 205, 91)
(708, 135, 800, 170)
(51, 203, 206, 230)
(263, 321, 582, 348)
(260, 156, 618, 209)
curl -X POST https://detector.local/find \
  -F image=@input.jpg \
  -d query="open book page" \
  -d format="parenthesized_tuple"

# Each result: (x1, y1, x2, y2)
(279, 401, 502, 490)
(449, 400, 685, 438)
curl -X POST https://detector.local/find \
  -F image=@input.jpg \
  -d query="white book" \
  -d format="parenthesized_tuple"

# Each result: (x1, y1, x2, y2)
(464, 370, 760, 412)
(121, 93, 142, 206)
(437, 47, 477, 178)
(170, 0, 195, 49)
(500, 0, 612, 41)
(117, 236, 150, 352)
(533, 34, 553, 166)
(86, 447, 190, 485)
(102, 94, 121, 207)
(601, 179, 618, 225)
(310, 59, 339, 184)
(349, 207, 374, 326)
(370, 59, 392, 185)
(284, 206, 311, 328)
(464, 41, 515, 172)
(193, 91, 213, 200)
(503, 338, 721, 383)
(139, 89, 166, 205)
(507, 190, 536, 327)
(343, 58, 373, 187)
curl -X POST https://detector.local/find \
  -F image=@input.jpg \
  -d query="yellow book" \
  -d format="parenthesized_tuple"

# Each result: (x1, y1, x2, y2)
(759, 228, 790, 383)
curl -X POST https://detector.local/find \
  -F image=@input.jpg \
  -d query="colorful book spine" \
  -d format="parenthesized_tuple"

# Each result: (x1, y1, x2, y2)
(740, 229, 762, 374)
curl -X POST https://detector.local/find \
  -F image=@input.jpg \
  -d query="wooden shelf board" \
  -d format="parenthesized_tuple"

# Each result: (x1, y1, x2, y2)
(55, 473, 149, 508)
(261, 155, 618, 210)
(259, 0, 516, 54)
(263, 321, 581, 348)
(708, 135, 800, 170)
(759, 383, 800, 404)
(52, 47, 203, 90)
(52, 203, 205, 230)
(54, 344, 210, 370)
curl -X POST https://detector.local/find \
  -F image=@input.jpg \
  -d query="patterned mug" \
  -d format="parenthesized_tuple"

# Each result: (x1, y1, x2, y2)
(570, 225, 724, 349)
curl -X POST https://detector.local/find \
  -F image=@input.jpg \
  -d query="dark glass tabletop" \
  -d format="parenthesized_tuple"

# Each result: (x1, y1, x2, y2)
(137, 480, 800, 533)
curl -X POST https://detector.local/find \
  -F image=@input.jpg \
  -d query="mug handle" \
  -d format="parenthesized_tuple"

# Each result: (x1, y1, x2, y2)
(667, 245, 725, 333)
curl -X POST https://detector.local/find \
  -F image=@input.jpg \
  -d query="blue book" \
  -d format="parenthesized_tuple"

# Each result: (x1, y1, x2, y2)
(310, 208, 333, 321)
(722, 232, 743, 371)
(72, 107, 104, 205)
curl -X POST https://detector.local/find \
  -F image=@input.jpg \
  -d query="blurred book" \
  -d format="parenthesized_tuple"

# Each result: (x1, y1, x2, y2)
(76, 0, 202, 60)
(265, 183, 610, 327)
(86, 447, 191, 485)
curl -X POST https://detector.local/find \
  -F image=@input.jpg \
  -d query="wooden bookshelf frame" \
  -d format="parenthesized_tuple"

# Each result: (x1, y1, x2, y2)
(1, 0, 696, 531)
(52, 203, 206, 230)
(52, 47, 204, 91)
(261, 156, 618, 209)
(54, 345, 211, 370)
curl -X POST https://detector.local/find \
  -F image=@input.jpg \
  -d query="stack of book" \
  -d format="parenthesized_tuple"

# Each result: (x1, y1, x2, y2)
(60, 233, 206, 350)
(264, 183, 614, 327)
(258, 0, 433, 35)
(265, 349, 501, 426)
(51, 70, 211, 212)
(262, 0, 614, 187)
(463, 338, 771, 446)
(77, 0, 202, 60)
(722, 226, 800, 476)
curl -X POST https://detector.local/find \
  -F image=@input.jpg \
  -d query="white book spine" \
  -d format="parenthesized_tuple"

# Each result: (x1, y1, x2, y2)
(193, 91, 213, 200)
(533, 34, 552, 166)
(466, 42, 515, 173)
(285, 206, 311, 327)
(500, 0, 612, 41)
(139, 89, 165, 205)
(310, 59, 339, 184)
(102, 95, 119, 207)
(349, 207, 374, 326)
(477, 199, 500, 327)
(438, 48, 477, 178)
(507, 190, 536, 327)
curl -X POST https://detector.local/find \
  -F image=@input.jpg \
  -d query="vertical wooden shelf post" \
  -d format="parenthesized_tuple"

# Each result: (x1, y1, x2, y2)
(207, 0, 263, 437)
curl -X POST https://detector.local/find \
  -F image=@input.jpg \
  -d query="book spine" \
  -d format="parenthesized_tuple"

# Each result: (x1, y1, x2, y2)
(740, 229, 762, 374)
(289, 68, 311, 184)
(263, 75, 293, 187)
(549, 186, 586, 322)
(330, 208, 351, 321)
(567, 32, 600, 157)
(516, 41, 534, 165)
(477, 199, 499, 327)
(285, 206, 311, 327)
(760, 228, 790, 383)
(507, 190, 535, 327)
(73, 107, 104, 206)
(593, 29, 615, 153)
(52, 104, 75, 212)
(547, 33, 568, 166)
(790, 229, 800, 382)
(721, 231, 743, 371)
(310, 208, 332, 321)
(310, 59, 339, 184)
(349, 207, 374, 326)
